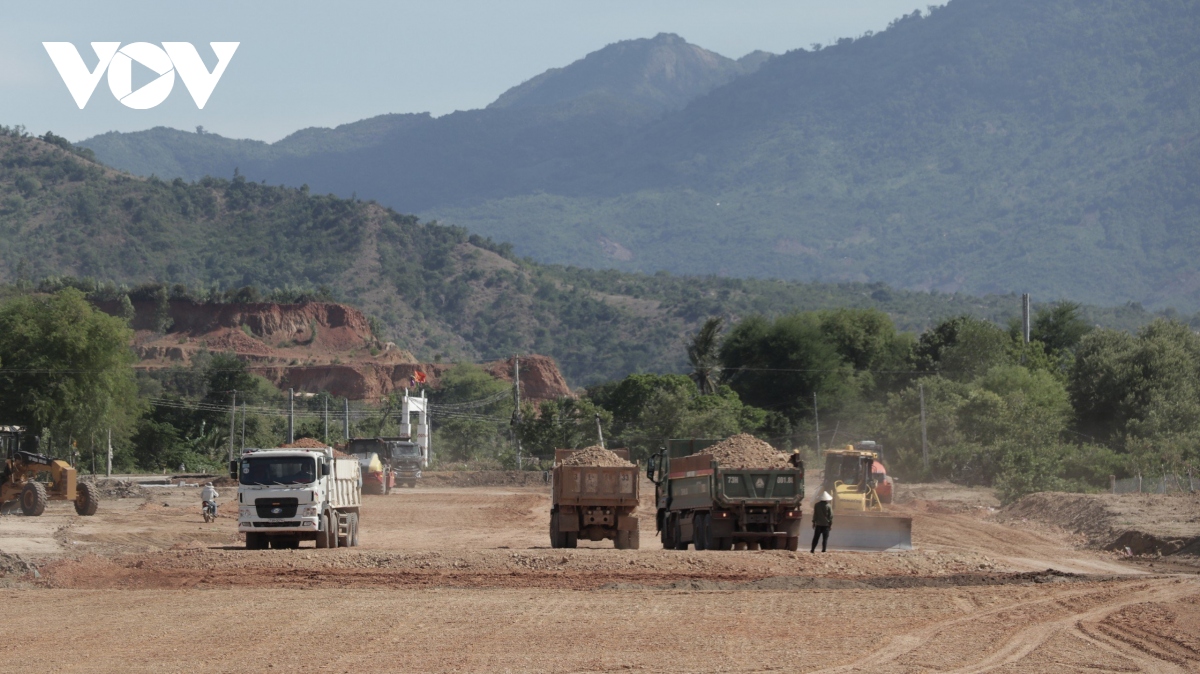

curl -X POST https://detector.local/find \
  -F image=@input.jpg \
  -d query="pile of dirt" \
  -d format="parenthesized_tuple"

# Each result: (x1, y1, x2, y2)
(0, 552, 37, 577)
(559, 446, 633, 467)
(695, 434, 790, 469)
(998, 491, 1200, 556)
(89, 479, 148, 499)
(278, 438, 329, 449)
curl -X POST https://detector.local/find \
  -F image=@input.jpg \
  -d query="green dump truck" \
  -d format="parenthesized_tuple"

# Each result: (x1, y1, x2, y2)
(647, 438, 805, 551)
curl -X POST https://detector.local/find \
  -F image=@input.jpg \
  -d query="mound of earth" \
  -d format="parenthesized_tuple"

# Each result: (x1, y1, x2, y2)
(88, 479, 149, 499)
(696, 434, 790, 469)
(999, 491, 1200, 556)
(559, 446, 633, 467)
(97, 298, 574, 401)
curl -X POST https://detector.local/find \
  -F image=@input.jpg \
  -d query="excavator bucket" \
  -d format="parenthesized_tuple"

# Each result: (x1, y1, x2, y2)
(801, 511, 913, 551)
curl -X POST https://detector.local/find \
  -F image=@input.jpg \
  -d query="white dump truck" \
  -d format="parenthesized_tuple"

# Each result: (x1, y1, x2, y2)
(231, 446, 362, 549)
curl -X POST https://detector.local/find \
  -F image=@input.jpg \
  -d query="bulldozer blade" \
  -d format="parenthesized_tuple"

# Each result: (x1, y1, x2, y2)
(801, 511, 913, 552)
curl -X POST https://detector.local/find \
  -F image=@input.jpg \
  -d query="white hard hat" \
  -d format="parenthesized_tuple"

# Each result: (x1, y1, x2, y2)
(819, 491, 833, 502)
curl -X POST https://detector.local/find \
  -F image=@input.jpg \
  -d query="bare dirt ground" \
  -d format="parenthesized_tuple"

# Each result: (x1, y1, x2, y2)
(1, 478, 1198, 673)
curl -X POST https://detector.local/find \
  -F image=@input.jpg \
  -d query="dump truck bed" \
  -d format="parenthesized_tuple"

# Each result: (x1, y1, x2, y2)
(552, 448, 639, 507)
(666, 454, 803, 510)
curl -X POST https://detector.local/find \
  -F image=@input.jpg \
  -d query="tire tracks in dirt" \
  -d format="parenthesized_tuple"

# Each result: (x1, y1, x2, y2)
(807, 578, 1200, 673)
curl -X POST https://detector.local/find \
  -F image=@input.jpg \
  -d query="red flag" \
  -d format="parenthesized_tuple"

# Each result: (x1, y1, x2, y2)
(414, 370, 427, 384)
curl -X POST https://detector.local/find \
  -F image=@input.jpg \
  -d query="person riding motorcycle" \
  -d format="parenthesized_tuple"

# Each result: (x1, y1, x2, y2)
(201, 482, 219, 521)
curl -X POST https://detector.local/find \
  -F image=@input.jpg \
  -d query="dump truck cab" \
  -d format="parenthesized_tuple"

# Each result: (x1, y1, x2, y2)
(386, 439, 422, 488)
(233, 446, 361, 549)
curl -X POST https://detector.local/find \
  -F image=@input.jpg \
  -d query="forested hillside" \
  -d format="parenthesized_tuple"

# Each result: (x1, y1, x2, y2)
(0, 130, 1172, 386)
(82, 0, 1200, 311)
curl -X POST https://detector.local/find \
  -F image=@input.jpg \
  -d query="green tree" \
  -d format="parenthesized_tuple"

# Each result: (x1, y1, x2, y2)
(0, 289, 141, 455)
(1031, 302, 1091, 354)
(686, 316, 723, 394)
(517, 397, 612, 458)
(1070, 319, 1200, 452)
(916, 316, 1012, 381)
(719, 313, 852, 421)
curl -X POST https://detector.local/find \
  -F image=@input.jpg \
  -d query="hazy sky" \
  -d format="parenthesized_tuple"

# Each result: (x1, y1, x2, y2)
(1, 1, 929, 143)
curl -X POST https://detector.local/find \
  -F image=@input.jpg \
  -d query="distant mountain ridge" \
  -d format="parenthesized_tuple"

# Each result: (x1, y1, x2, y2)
(489, 33, 770, 114)
(4, 133, 1166, 387)
(82, 33, 770, 189)
(79, 0, 1200, 310)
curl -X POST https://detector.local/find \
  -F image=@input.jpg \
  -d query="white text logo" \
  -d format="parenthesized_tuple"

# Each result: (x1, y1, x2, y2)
(42, 42, 239, 110)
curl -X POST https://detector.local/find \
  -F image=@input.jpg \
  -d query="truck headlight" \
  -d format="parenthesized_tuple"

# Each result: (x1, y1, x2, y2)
(239, 507, 252, 517)
(302, 506, 318, 516)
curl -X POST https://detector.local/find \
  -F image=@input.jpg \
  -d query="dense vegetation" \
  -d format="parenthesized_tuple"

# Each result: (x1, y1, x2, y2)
(81, 0, 1200, 310)
(578, 305, 1199, 503)
(5, 130, 1181, 388)
(3, 286, 1192, 504)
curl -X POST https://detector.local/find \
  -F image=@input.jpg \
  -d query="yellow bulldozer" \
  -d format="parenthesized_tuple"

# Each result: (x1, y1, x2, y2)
(0, 426, 98, 517)
(806, 443, 911, 551)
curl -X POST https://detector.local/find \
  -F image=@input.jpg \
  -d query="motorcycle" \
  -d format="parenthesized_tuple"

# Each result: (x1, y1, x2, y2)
(202, 500, 218, 523)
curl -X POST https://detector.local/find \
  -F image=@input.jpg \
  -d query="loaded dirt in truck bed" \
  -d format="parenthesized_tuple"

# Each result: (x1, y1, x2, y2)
(559, 446, 634, 467)
(692, 434, 791, 470)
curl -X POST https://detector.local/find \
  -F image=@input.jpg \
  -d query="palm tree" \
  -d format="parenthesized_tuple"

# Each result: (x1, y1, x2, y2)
(687, 317, 724, 395)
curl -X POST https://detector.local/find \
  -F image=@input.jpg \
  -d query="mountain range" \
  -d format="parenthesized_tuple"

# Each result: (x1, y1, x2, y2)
(78, 0, 1200, 311)
(0, 131, 1168, 386)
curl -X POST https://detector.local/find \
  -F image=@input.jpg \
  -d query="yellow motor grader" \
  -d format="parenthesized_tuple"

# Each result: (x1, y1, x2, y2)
(0, 426, 98, 516)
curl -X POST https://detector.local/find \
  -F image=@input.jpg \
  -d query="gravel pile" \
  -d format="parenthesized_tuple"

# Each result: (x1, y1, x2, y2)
(559, 446, 634, 467)
(0, 552, 37, 577)
(90, 479, 148, 499)
(693, 434, 790, 469)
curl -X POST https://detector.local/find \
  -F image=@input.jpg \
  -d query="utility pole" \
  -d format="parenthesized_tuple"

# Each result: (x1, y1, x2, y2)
(919, 383, 929, 471)
(240, 402, 246, 450)
(813, 393, 820, 454)
(595, 412, 605, 449)
(514, 356, 523, 469)
(323, 395, 329, 444)
(288, 388, 295, 444)
(1021, 293, 1032, 344)
(228, 390, 237, 462)
(343, 398, 350, 440)
(106, 428, 112, 477)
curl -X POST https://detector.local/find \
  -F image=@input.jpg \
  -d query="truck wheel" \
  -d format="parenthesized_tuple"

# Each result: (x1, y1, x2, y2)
(20, 482, 47, 517)
(74, 482, 99, 516)
(629, 529, 640, 550)
(693, 514, 708, 551)
(550, 513, 562, 548)
(714, 537, 732, 551)
(673, 519, 688, 550)
(337, 515, 350, 548)
(661, 514, 676, 549)
(564, 532, 577, 549)
(350, 514, 360, 547)
(245, 532, 265, 550)
(785, 536, 799, 551)
(615, 530, 629, 549)
(316, 514, 331, 548)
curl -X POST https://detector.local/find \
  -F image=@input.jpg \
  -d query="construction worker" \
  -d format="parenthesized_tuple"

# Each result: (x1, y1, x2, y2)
(811, 491, 833, 553)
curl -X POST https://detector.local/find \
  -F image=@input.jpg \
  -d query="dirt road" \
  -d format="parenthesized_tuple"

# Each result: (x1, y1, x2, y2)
(0, 481, 1197, 672)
